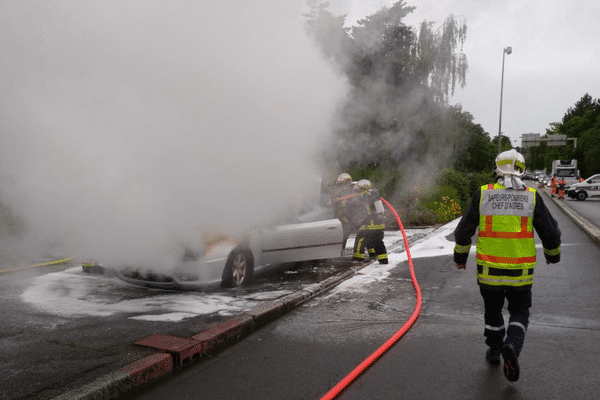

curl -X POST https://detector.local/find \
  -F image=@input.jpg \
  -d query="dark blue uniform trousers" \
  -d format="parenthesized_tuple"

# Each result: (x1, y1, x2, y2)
(480, 286, 532, 356)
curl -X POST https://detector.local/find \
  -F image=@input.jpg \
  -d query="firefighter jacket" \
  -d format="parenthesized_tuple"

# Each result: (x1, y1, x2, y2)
(454, 182, 561, 290)
(355, 189, 385, 231)
(332, 184, 359, 226)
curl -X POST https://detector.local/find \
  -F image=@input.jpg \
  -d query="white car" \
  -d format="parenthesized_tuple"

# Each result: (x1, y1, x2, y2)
(118, 215, 344, 289)
(566, 174, 600, 201)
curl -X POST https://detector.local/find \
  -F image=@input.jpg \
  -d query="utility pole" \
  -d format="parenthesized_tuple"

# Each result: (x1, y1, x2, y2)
(498, 46, 512, 154)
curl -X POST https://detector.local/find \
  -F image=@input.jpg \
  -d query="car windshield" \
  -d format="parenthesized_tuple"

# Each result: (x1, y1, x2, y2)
(556, 170, 575, 177)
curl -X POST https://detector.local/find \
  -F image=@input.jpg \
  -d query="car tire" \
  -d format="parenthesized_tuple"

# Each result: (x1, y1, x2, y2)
(576, 191, 588, 201)
(221, 247, 254, 288)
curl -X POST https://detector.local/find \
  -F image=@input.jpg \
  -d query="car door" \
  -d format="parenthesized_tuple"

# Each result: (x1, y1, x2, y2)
(258, 219, 343, 265)
(587, 175, 600, 197)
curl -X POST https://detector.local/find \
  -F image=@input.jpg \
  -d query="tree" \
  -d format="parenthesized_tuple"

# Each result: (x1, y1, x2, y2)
(304, 1, 467, 105)
(450, 107, 496, 173)
(303, 1, 353, 70)
(544, 93, 600, 177)
(490, 135, 513, 153)
(304, 1, 492, 205)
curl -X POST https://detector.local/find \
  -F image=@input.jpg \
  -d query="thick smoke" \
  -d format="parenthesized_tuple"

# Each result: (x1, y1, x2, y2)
(0, 1, 347, 268)
(308, 2, 467, 198)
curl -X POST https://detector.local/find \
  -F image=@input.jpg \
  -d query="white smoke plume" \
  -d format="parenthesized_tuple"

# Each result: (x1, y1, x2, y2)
(0, 1, 347, 269)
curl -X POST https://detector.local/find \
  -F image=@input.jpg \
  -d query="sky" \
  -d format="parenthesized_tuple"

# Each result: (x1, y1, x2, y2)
(333, 0, 600, 147)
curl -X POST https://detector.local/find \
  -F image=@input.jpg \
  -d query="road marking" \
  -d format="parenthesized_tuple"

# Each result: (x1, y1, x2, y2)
(0, 258, 73, 274)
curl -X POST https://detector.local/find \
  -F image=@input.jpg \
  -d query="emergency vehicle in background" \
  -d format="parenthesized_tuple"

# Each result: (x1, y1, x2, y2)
(551, 159, 579, 186)
(566, 174, 600, 201)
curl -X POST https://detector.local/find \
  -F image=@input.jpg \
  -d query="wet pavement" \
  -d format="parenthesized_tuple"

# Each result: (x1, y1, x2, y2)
(0, 228, 432, 399)
(130, 193, 600, 400)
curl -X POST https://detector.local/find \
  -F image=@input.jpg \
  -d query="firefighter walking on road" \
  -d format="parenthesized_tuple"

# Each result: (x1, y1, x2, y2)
(352, 179, 388, 264)
(550, 176, 556, 197)
(453, 149, 561, 382)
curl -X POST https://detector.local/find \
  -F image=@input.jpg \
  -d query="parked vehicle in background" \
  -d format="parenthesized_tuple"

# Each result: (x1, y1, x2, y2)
(566, 174, 600, 201)
(551, 159, 579, 186)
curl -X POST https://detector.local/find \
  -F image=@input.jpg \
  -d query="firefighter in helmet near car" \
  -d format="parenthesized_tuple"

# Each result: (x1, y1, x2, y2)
(351, 179, 388, 264)
(332, 173, 360, 249)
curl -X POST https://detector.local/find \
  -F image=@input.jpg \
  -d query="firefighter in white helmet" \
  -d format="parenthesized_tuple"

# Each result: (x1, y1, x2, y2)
(352, 179, 388, 264)
(332, 173, 360, 249)
(453, 149, 561, 382)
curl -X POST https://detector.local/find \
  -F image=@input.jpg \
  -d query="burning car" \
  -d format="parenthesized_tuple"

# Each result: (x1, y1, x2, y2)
(108, 184, 346, 289)
(117, 217, 344, 289)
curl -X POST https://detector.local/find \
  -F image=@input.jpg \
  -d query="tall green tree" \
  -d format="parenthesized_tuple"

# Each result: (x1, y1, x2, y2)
(451, 107, 496, 173)
(490, 135, 513, 153)
(543, 93, 600, 177)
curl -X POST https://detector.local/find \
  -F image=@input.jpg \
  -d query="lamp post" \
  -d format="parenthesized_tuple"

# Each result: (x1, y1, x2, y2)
(498, 46, 512, 154)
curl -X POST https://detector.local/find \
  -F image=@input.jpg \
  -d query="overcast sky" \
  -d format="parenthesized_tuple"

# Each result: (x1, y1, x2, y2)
(333, 0, 600, 147)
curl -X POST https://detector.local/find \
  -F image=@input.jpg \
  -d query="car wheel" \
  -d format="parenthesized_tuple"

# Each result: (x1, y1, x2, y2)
(576, 191, 588, 201)
(221, 247, 254, 288)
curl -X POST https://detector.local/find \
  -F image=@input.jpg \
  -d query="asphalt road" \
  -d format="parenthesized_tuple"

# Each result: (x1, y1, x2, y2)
(558, 195, 600, 226)
(0, 230, 427, 399)
(132, 190, 600, 400)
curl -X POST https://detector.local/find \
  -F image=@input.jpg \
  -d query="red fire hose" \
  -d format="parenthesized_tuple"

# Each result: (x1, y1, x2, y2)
(320, 197, 422, 400)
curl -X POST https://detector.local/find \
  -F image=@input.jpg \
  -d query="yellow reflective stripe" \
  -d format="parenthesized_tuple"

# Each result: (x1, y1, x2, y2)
(496, 159, 513, 166)
(354, 237, 366, 259)
(477, 265, 534, 286)
(544, 246, 561, 256)
(477, 275, 534, 286)
(360, 224, 385, 230)
(376, 254, 387, 261)
(454, 244, 471, 254)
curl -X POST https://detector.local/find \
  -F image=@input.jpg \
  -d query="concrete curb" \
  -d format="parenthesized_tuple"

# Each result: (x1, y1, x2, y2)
(541, 188, 600, 245)
(53, 257, 370, 399)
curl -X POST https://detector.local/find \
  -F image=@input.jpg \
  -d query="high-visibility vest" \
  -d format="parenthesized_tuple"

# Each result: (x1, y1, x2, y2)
(476, 183, 536, 288)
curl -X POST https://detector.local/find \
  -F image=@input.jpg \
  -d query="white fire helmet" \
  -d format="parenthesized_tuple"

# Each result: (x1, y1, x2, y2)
(356, 179, 372, 191)
(336, 173, 352, 185)
(495, 149, 526, 177)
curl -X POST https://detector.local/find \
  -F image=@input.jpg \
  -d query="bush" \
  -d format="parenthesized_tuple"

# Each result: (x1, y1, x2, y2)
(436, 167, 471, 209)
(465, 171, 494, 198)
(343, 166, 491, 227)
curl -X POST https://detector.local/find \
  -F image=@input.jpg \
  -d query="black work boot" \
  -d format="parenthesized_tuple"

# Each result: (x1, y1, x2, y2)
(486, 348, 501, 366)
(502, 344, 520, 382)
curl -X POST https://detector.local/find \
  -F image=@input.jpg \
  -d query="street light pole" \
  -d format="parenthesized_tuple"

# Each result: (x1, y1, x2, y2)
(498, 46, 512, 154)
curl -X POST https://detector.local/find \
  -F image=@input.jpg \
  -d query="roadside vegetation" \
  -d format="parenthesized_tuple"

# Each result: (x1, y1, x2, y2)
(527, 93, 600, 179)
